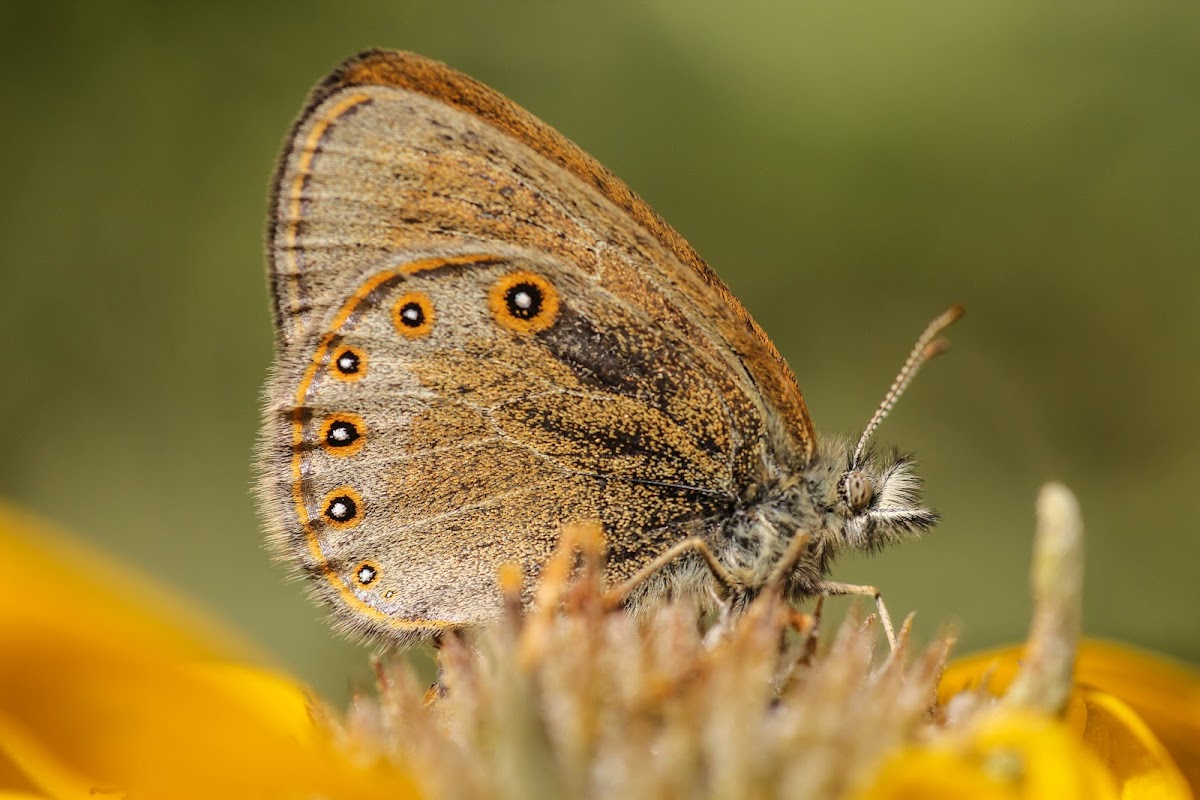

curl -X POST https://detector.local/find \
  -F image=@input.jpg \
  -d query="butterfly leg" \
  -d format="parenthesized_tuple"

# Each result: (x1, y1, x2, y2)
(603, 537, 741, 610)
(765, 530, 813, 589)
(814, 580, 897, 650)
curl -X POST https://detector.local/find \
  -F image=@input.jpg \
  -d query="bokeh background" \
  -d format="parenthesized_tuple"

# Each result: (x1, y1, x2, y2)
(2, 1, 1197, 700)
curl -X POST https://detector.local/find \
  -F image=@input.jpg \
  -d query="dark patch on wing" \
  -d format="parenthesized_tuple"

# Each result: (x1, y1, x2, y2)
(490, 391, 730, 498)
(535, 303, 736, 467)
(536, 304, 661, 398)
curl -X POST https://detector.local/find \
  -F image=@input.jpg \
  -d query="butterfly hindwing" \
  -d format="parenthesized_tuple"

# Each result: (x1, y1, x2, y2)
(261, 50, 814, 641)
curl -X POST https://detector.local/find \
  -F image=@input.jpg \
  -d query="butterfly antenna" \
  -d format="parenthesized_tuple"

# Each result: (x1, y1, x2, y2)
(851, 304, 965, 469)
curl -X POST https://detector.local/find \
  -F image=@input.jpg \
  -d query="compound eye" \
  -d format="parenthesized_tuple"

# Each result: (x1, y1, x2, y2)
(844, 470, 874, 512)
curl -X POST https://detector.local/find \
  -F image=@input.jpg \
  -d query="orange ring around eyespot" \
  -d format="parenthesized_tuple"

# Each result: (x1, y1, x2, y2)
(488, 271, 559, 334)
(392, 291, 435, 338)
(321, 486, 364, 530)
(354, 560, 382, 588)
(329, 345, 367, 382)
(318, 412, 366, 457)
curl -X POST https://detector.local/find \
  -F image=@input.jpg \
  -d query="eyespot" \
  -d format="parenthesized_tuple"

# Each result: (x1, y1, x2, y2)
(322, 486, 363, 529)
(319, 413, 366, 456)
(354, 560, 380, 588)
(392, 291, 435, 338)
(842, 470, 874, 512)
(330, 346, 367, 382)
(488, 271, 559, 333)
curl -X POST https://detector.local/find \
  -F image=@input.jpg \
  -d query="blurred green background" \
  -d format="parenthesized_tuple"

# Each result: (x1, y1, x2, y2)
(2, 1, 1197, 700)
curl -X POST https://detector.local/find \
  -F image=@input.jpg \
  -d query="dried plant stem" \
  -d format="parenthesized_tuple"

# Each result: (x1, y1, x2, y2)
(1003, 481, 1083, 715)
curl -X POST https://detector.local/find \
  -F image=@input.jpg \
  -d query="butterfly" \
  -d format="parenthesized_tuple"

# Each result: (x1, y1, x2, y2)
(258, 50, 960, 646)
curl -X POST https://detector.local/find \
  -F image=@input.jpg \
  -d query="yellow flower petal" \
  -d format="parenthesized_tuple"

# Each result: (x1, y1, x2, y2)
(0, 749, 41, 797)
(858, 747, 1017, 800)
(1065, 689, 1193, 800)
(1071, 641, 1200, 792)
(0, 716, 85, 800)
(940, 642, 1198, 799)
(859, 709, 1120, 800)
(0, 500, 258, 663)
(971, 710, 1120, 800)
(0, 501, 420, 799)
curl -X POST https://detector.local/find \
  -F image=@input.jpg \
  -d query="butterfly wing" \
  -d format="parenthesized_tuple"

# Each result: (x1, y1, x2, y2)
(261, 50, 816, 642)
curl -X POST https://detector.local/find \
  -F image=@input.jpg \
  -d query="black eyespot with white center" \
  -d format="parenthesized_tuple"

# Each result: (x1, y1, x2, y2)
(319, 414, 366, 457)
(326, 495, 356, 522)
(326, 420, 359, 447)
(392, 291, 435, 338)
(355, 562, 378, 586)
(336, 350, 359, 374)
(505, 282, 543, 320)
(399, 302, 424, 327)
(329, 346, 367, 383)
(489, 271, 560, 333)
(320, 486, 363, 529)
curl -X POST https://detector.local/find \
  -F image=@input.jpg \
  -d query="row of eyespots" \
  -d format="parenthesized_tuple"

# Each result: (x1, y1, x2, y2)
(321, 487, 384, 593)
(329, 271, 558, 385)
(386, 270, 561, 341)
(316, 271, 559, 591)
(316, 418, 375, 589)
(318, 485, 380, 594)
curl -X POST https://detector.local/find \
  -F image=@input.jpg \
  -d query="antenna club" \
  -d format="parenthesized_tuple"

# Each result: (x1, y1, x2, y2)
(922, 338, 952, 360)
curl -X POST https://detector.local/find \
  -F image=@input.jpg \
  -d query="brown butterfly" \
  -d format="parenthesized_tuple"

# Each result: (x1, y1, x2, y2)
(258, 50, 961, 646)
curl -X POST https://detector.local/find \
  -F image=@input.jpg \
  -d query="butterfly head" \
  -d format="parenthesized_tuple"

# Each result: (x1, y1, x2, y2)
(831, 448, 937, 551)
(817, 305, 963, 553)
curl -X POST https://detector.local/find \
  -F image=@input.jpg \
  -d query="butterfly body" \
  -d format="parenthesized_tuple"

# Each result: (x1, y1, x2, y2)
(259, 51, 942, 644)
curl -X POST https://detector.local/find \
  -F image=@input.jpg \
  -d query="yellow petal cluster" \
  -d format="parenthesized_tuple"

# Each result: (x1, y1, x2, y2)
(0, 501, 416, 800)
(929, 644, 1197, 800)
(859, 708, 1119, 800)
